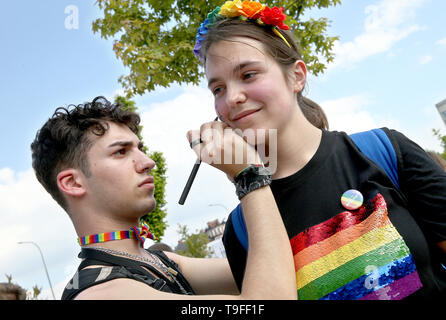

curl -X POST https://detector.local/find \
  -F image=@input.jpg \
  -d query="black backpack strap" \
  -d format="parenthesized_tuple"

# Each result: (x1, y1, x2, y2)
(79, 248, 177, 283)
(62, 248, 194, 299)
(149, 250, 196, 295)
(61, 264, 167, 300)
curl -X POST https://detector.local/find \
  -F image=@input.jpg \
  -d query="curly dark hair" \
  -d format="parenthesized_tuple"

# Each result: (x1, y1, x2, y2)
(31, 96, 141, 212)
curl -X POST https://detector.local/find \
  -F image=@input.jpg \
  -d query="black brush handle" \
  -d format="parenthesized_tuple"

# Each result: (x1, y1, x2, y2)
(178, 159, 201, 205)
(178, 117, 219, 205)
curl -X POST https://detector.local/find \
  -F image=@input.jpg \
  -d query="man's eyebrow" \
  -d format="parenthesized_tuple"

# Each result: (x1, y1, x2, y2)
(207, 61, 260, 88)
(108, 140, 137, 148)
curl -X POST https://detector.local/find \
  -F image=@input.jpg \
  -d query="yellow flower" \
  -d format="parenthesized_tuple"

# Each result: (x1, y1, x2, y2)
(219, 0, 243, 18)
(240, 1, 265, 19)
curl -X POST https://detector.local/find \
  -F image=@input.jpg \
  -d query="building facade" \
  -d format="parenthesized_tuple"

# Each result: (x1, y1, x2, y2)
(436, 98, 446, 126)
(204, 219, 226, 241)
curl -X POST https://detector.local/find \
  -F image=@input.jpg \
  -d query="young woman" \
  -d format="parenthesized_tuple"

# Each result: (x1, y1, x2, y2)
(191, 0, 446, 300)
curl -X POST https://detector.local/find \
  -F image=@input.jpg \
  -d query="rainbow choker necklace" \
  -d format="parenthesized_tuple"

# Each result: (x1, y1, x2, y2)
(78, 222, 157, 248)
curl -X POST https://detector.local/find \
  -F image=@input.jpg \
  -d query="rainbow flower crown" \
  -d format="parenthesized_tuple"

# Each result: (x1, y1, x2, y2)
(194, 0, 291, 60)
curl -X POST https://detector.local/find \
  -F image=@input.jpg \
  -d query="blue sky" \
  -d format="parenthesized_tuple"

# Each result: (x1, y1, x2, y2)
(1, 0, 445, 299)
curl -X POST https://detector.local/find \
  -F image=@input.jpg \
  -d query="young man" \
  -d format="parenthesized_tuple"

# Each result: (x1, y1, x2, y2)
(31, 96, 296, 300)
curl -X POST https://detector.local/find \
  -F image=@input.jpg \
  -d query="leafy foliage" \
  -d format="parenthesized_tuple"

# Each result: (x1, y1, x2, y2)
(115, 96, 168, 239)
(176, 224, 213, 258)
(28, 285, 42, 300)
(433, 129, 446, 160)
(93, 0, 341, 97)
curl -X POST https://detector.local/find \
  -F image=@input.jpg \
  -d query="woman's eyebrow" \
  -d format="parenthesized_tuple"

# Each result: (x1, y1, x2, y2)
(207, 60, 261, 88)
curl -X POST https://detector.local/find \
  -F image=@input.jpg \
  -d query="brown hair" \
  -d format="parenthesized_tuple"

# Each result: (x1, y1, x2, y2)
(199, 18, 329, 130)
(31, 96, 141, 212)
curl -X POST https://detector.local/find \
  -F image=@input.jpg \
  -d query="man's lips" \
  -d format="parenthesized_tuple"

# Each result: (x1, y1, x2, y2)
(232, 109, 260, 122)
(138, 176, 154, 187)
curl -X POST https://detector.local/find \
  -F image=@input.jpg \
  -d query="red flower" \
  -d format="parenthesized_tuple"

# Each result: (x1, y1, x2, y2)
(260, 6, 290, 30)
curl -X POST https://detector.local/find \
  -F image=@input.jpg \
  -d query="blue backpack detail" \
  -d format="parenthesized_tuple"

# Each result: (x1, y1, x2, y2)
(231, 128, 399, 251)
(231, 204, 249, 250)
(349, 128, 400, 189)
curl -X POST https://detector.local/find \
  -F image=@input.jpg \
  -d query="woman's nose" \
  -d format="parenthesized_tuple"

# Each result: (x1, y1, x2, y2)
(226, 85, 247, 108)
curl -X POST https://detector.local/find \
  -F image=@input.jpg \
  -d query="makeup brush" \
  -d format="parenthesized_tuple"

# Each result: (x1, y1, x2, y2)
(179, 117, 219, 205)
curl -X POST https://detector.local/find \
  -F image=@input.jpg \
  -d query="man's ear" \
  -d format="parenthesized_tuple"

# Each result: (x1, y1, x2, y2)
(291, 60, 307, 93)
(56, 169, 86, 198)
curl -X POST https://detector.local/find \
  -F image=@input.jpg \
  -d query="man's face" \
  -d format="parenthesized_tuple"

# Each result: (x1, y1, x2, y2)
(83, 121, 156, 219)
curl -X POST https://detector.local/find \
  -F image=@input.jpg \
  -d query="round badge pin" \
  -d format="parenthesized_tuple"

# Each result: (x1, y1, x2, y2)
(341, 189, 364, 210)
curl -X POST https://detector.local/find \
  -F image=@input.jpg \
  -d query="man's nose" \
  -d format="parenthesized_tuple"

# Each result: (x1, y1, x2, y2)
(135, 151, 156, 173)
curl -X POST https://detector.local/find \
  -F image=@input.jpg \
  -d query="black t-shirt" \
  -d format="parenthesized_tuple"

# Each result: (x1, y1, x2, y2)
(223, 129, 446, 300)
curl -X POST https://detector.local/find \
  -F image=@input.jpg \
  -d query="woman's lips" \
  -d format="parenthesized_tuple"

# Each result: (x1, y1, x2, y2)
(232, 109, 260, 122)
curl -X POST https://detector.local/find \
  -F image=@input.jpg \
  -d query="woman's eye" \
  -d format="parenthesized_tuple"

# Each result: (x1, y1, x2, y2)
(212, 87, 223, 96)
(243, 72, 256, 80)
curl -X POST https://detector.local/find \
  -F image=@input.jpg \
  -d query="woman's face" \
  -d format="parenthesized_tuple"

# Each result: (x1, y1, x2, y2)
(205, 37, 306, 137)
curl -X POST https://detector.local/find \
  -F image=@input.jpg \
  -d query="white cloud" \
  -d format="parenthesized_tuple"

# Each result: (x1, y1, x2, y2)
(419, 55, 433, 65)
(0, 168, 79, 299)
(436, 38, 446, 47)
(329, 0, 427, 70)
(320, 93, 400, 134)
(320, 93, 444, 153)
(0, 168, 14, 184)
(406, 101, 446, 153)
(140, 85, 215, 166)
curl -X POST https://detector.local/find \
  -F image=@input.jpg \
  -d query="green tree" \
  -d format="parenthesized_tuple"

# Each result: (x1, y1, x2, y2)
(28, 285, 42, 300)
(93, 0, 341, 97)
(433, 129, 446, 160)
(115, 95, 168, 239)
(176, 224, 213, 258)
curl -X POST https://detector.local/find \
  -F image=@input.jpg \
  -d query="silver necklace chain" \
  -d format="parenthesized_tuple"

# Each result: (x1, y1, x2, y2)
(83, 246, 187, 292)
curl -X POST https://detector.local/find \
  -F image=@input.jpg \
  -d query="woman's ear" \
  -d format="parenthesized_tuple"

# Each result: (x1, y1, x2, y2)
(56, 169, 86, 198)
(291, 60, 307, 93)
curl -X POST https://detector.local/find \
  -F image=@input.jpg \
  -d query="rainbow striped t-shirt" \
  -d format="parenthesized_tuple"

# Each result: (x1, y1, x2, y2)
(291, 193, 423, 300)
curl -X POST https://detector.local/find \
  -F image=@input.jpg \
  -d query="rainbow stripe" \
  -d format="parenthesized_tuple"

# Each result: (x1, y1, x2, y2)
(292, 193, 422, 300)
(78, 230, 135, 246)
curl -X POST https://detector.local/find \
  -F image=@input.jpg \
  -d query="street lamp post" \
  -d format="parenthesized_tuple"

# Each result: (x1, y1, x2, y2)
(18, 241, 56, 300)
(208, 203, 228, 212)
(208, 203, 229, 225)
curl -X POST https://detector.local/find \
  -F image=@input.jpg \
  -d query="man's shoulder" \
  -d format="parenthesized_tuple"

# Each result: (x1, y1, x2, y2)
(64, 263, 158, 300)
(74, 277, 157, 300)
